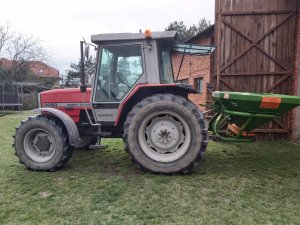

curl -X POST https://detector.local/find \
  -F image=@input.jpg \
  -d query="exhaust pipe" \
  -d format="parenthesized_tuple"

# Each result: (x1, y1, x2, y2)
(80, 41, 86, 92)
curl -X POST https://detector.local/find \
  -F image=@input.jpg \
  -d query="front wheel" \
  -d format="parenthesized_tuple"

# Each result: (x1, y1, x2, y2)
(123, 94, 208, 174)
(13, 115, 73, 171)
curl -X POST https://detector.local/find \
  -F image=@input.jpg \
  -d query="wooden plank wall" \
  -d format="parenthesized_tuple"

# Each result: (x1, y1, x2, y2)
(214, 0, 298, 140)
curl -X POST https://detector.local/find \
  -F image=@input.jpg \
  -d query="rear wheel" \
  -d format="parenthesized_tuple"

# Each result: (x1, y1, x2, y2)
(13, 115, 73, 171)
(123, 94, 208, 174)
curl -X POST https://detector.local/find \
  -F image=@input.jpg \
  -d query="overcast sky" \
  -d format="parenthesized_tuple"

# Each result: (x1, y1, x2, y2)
(0, 0, 215, 75)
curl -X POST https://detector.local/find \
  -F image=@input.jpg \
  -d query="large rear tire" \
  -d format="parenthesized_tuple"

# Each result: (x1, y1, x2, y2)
(123, 94, 208, 174)
(13, 115, 73, 171)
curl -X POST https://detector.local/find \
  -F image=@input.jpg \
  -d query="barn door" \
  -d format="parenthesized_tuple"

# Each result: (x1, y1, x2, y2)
(215, 0, 297, 139)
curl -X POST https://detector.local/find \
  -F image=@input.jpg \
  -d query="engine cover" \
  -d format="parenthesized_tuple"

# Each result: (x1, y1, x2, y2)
(39, 88, 92, 123)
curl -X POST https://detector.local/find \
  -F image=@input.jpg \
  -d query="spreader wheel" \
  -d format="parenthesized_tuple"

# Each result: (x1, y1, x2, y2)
(123, 94, 208, 174)
(13, 115, 73, 171)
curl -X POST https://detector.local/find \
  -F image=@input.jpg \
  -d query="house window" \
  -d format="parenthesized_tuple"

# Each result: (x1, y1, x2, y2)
(195, 77, 203, 94)
(178, 78, 189, 84)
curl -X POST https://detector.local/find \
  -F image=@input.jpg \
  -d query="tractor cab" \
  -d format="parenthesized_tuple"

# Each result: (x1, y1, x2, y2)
(90, 31, 177, 102)
(87, 31, 215, 102)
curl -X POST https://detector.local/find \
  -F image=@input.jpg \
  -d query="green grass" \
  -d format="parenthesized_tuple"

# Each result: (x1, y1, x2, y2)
(0, 111, 299, 225)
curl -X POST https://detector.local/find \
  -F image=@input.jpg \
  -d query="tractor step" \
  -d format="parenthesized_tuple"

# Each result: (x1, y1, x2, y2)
(81, 131, 112, 137)
(87, 132, 112, 137)
(89, 144, 108, 150)
(98, 132, 112, 137)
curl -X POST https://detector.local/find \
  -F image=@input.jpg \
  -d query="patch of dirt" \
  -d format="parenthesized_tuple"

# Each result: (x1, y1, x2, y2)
(100, 164, 142, 180)
(55, 176, 68, 185)
(100, 164, 119, 176)
(39, 191, 52, 198)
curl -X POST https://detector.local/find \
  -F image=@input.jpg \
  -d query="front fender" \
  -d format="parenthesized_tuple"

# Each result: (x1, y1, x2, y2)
(32, 108, 80, 146)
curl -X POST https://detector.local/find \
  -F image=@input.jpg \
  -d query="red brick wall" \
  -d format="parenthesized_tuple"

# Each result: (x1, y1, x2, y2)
(292, 1, 300, 141)
(29, 61, 59, 78)
(171, 33, 214, 111)
(172, 53, 211, 111)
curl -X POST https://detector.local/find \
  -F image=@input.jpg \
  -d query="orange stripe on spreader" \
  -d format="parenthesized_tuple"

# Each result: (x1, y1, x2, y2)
(260, 96, 281, 109)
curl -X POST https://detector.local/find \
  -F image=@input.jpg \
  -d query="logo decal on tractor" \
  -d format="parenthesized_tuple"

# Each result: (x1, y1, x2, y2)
(44, 103, 58, 107)
(43, 103, 91, 108)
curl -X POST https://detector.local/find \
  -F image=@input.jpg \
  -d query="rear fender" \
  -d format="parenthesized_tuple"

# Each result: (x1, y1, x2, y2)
(114, 83, 198, 127)
(32, 108, 80, 146)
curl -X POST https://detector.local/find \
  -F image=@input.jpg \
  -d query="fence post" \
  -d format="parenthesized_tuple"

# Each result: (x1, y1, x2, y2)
(2, 84, 4, 114)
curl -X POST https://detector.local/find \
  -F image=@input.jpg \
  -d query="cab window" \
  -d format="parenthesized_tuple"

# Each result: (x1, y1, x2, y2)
(95, 44, 143, 102)
(157, 40, 174, 83)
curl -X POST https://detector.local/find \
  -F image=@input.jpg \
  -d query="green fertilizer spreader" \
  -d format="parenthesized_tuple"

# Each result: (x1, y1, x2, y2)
(209, 91, 300, 141)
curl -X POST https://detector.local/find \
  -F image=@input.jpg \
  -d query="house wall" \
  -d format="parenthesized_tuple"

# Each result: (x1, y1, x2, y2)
(172, 53, 211, 110)
(171, 33, 214, 111)
(29, 62, 59, 78)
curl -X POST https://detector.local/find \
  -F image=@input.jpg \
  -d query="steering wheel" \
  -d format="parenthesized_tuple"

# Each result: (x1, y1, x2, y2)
(116, 72, 130, 88)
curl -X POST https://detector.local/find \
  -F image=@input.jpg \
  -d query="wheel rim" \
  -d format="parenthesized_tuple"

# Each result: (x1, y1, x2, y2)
(23, 128, 56, 163)
(138, 111, 191, 163)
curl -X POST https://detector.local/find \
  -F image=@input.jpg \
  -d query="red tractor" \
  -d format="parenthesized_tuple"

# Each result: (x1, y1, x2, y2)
(13, 30, 215, 174)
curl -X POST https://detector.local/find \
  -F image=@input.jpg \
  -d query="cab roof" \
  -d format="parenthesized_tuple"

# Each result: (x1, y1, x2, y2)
(91, 31, 177, 44)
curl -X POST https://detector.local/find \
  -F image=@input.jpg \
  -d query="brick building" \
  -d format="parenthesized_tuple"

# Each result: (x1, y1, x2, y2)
(29, 61, 59, 79)
(172, 25, 214, 111)
(0, 58, 60, 87)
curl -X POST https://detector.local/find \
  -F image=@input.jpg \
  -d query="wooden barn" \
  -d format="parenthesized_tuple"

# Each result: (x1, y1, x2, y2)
(213, 0, 300, 140)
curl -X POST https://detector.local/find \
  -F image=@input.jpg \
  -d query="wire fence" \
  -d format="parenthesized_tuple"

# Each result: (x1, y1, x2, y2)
(0, 83, 22, 113)
(0, 82, 50, 115)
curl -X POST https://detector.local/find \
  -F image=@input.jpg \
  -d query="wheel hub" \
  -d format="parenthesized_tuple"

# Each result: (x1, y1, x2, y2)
(159, 129, 172, 143)
(33, 133, 53, 152)
(23, 129, 56, 162)
(145, 115, 184, 154)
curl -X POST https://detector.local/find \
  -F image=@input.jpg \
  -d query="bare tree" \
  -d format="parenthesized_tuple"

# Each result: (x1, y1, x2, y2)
(0, 22, 12, 56)
(7, 33, 46, 81)
(0, 22, 47, 82)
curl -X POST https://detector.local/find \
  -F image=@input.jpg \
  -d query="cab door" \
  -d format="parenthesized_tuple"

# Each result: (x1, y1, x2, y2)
(92, 43, 144, 124)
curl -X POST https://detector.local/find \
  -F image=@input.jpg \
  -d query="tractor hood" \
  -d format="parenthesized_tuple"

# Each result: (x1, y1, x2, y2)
(39, 88, 92, 107)
(41, 88, 91, 95)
